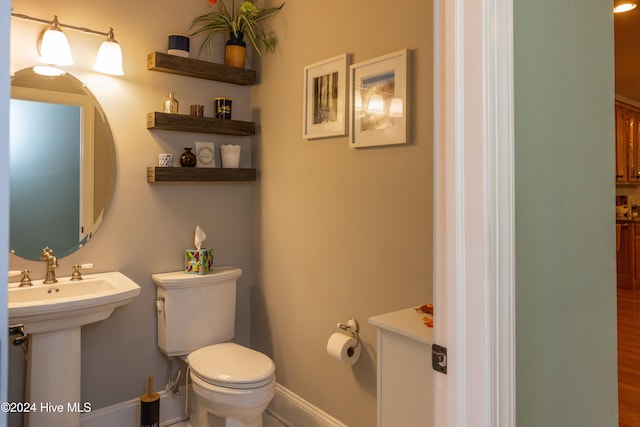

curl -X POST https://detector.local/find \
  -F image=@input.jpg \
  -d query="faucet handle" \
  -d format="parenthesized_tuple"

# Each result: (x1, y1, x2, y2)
(70, 263, 94, 281)
(8, 270, 32, 287)
(19, 270, 32, 287)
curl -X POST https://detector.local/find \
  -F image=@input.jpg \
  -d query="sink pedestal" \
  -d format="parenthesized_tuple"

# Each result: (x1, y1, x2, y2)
(25, 327, 82, 427)
(8, 272, 142, 427)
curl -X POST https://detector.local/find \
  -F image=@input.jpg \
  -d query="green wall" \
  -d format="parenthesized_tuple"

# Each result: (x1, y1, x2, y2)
(515, 0, 618, 425)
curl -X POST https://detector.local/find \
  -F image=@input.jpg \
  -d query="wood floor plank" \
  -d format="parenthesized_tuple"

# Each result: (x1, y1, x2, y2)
(618, 289, 640, 426)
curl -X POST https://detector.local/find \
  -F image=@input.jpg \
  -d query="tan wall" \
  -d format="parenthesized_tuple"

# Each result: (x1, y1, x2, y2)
(250, 1, 434, 425)
(9, 0, 433, 425)
(8, 0, 254, 415)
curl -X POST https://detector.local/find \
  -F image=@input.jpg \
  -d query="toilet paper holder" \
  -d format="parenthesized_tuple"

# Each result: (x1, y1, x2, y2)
(337, 317, 360, 348)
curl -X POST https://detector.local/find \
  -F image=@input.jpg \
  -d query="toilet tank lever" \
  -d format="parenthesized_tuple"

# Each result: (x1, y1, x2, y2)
(156, 295, 165, 313)
(156, 295, 166, 322)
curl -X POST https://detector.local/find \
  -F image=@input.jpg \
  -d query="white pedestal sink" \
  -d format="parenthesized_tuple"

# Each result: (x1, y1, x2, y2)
(8, 271, 141, 427)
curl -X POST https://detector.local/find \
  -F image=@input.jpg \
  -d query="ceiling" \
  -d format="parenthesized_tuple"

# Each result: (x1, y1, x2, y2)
(616, 8, 640, 101)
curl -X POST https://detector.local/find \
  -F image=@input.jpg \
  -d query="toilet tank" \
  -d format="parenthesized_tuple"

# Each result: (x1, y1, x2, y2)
(152, 266, 242, 357)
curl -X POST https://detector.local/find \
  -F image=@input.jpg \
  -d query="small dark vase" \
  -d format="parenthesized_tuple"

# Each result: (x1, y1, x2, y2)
(227, 31, 246, 47)
(179, 147, 197, 167)
(225, 32, 247, 68)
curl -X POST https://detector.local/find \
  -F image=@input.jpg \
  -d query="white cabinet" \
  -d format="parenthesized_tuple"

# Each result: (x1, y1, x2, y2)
(369, 308, 433, 427)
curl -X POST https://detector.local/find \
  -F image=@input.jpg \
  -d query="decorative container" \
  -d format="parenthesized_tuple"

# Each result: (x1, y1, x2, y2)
(220, 144, 241, 168)
(163, 91, 179, 114)
(214, 98, 232, 119)
(184, 249, 214, 274)
(190, 104, 204, 117)
(158, 153, 173, 167)
(168, 34, 190, 57)
(225, 32, 246, 68)
(179, 147, 197, 167)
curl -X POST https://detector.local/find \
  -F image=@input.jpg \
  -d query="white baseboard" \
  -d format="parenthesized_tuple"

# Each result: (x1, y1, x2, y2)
(78, 382, 345, 427)
(80, 389, 186, 427)
(267, 383, 347, 427)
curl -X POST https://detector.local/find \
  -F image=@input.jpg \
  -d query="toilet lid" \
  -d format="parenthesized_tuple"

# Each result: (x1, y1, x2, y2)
(188, 343, 275, 389)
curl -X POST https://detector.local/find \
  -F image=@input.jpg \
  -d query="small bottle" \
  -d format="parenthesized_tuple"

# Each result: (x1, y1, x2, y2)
(163, 91, 179, 114)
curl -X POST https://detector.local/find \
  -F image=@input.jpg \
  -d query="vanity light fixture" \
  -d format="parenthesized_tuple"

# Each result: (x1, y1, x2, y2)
(614, 0, 637, 13)
(39, 16, 73, 66)
(11, 12, 124, 76)
(93, 29, 124, 76)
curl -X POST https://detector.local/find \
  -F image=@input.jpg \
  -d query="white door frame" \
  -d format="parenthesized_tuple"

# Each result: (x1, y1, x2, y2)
(433, 0, 515, 425)
(0, 0, 11, 419)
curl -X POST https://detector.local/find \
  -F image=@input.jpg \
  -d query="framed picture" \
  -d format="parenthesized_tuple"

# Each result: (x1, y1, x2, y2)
(195, 141, 216, 168)
(349, 49, 408, 148)
(303, 53, 349, 139)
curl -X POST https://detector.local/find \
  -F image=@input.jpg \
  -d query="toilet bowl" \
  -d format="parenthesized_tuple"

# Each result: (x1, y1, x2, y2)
(188, 343, 276, 427)
(152, 268, 276, 427)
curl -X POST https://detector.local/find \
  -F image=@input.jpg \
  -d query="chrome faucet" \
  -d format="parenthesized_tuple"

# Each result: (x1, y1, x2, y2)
(40, 247, 58, 284)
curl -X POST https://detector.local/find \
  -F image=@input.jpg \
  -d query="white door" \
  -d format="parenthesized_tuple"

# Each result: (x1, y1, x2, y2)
(432, 0, 515, 425)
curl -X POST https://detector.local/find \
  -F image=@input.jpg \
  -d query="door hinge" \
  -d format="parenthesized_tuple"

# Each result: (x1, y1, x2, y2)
(432, 343, 447, 374)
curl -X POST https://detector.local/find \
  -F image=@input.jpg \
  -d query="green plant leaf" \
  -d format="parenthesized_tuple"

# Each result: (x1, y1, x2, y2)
(188, 0, 284, 56)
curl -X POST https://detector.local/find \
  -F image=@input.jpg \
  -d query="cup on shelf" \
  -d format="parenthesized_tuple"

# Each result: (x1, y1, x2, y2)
(214, 98, 232, 119)
(220, 145, 241, 168)
(168, 34, 190, 58)
(190, 104, 204, 117)
(158, 153, 173, 167)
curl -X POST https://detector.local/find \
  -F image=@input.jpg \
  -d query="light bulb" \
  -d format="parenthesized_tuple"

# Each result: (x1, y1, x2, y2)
(94, 28, 124, 76)
(39, 16, 73, 66)
(614, 1, 637, 13)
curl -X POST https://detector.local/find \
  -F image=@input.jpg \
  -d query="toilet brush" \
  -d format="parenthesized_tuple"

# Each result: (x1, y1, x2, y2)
(140, 376, 160, 427)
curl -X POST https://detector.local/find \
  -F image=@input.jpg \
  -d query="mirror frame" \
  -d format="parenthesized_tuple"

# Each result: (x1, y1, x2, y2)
(10, 67, 116, 261)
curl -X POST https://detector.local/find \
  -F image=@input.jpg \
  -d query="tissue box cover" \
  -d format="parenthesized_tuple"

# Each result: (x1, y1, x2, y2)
(185, 249, 214, 274)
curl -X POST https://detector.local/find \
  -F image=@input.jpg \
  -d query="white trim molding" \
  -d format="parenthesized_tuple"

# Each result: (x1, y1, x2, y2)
(432, 0, 515, 425)
(0, 1, 10, 423)
(78, 382, 344, 427)
(267, 383, 347, 427)
(80, 390, 186, 427)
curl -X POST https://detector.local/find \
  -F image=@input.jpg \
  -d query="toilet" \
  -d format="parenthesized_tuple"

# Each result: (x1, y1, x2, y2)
(153, 267, 275, 427)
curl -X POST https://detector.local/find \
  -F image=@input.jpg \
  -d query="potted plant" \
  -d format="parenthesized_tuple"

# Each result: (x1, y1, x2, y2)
(189, 0, 284, 68)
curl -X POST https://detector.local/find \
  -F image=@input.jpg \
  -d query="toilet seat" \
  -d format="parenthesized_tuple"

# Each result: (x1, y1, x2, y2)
(188, 343, 275, 390)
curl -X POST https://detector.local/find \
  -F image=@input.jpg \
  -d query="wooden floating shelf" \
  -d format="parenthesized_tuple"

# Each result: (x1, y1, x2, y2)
(146, 112, 255, 136)
(147, 167, 256, 183)
(147, 52, 256, 85)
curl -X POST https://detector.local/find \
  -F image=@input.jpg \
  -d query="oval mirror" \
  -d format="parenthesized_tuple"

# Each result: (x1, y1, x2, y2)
(9, 67, 116, 261)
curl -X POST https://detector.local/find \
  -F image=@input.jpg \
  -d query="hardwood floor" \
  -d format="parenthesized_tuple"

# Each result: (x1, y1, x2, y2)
(618, 289, 640, 426)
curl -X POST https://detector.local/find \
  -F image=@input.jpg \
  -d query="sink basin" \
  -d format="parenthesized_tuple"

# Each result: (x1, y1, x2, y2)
(8, 271, 141, 427)
(9, 271, 141, 334)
